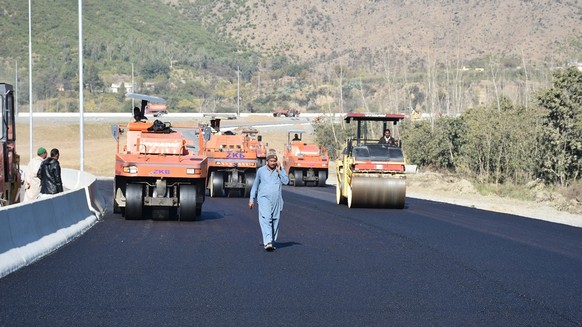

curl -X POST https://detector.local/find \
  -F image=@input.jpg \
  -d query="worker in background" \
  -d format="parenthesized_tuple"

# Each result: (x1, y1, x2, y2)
(133, 107, 148, 122)
(248, 150, 289, 252)
(23, 147, 47, 202)
(292, 133, 301, 141)
(379, 129, 396, 145)
(37, 148, 63, 197)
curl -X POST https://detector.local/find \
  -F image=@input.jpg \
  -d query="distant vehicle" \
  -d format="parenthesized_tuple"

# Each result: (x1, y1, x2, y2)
(202, 113, 237, 120)
(112, 93, 208, 220)
(203, 119, 257, 197)
(0, 83, 21, 206)
(282, 130, 329, 187)
(272, 108, 300, 117)
(239, 127, 268, 167)
(145, 103, 168, 117)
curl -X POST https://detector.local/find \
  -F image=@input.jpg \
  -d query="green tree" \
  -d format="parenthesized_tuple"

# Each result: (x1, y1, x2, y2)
(536, 67, 582, 185)
(459, 97, 539, 184)
(314, 121, 356, 160)
(86, 64, 104, 93)
(117, 82, 126, 102)
(141, 61, 170, 79)
(400, 116, 464, 170)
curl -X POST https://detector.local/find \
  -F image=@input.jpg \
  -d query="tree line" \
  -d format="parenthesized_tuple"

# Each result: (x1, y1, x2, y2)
(315, 67, 582, 188)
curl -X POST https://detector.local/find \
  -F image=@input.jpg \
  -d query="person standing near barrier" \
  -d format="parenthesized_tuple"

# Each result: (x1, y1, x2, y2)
(23, 147, 47, 202)
(37, 148, 63, 197)
(248, 150, 289, 252)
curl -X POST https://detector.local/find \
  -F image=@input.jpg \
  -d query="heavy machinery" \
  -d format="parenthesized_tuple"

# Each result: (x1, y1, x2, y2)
(283, 130, 329, 187)
(145, 103, 168, 117)
(0, 83, 21, 206)
(239, 127, 267, 167)
(272, 108, 300, 117)
(112, 93, 208, 220)
(336, 113, 406, 208)
(204, 127, 257, 197)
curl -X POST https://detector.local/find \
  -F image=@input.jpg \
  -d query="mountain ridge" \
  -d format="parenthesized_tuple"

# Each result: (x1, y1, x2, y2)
(189, 0, 582, 67)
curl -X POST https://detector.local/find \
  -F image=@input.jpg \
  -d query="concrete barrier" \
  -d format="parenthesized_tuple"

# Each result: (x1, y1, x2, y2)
(0, 168, 105, 279)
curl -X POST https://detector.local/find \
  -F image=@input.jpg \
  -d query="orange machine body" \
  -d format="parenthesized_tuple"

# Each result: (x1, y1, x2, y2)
(239, 127, 267, 167)
(204, 132, 257, 197)
(113, 94, 208, 220)
(282, 130, 329, 187)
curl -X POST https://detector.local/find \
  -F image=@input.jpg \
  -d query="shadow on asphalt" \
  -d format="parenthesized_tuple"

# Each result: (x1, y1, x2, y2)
(275, 241, 302, 249)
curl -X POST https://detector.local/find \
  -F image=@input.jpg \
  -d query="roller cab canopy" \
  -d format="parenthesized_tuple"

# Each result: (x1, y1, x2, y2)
(126, 93, 167, 121)
(344, 113, 405, 123)
(343, 113, 405, 146)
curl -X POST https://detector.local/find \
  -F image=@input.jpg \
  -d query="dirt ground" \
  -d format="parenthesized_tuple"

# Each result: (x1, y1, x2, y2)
(16, 115, 582, 228)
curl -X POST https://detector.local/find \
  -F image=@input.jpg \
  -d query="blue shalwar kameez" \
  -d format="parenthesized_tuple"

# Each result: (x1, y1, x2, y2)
(249, 165, 289, 245)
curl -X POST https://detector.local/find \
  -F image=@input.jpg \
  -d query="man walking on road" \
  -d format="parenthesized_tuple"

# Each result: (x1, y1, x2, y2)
(249, 150, 289, 252)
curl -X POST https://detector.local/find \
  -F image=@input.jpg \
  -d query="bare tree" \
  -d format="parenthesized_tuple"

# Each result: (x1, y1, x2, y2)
(520, 48, 529, 111)
(488, 56, 502, 111)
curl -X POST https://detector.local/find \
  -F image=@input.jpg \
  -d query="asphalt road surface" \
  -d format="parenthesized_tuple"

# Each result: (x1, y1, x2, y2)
(1, 179, 581, 326)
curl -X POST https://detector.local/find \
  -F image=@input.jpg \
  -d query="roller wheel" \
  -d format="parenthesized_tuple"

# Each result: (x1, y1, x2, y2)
(336, 181, 347, 205)
(350, 176, 406, 208)
(196, 204, 202, 217)
(318, 170, 328, 187)
(113, 185, 122, 214)
(113, 200, 121, 214)
(244, 172, 256, 197)
(210, 171, 225, 197)
(125, 183, 144, 220)
(179, 184, 197, 221)
(347, 185, 355, 208)
(294, 169, 305, 187)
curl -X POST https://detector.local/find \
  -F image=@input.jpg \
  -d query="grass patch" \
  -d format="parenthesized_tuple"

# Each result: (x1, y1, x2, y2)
(474, 182, 537, 202)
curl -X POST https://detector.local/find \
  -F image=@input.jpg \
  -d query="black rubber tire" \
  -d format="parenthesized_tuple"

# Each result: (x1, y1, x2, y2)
(244, 172, 256, 197)
(179, 184, 197, 221)
(125, 184, 144, 220)
(318, 170, 328, 187)
(294, 169, 305, 187)
(210, 171, 225, 197)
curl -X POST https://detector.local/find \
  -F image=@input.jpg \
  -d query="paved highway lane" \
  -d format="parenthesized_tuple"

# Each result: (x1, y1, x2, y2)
(1, 180, 582, 326)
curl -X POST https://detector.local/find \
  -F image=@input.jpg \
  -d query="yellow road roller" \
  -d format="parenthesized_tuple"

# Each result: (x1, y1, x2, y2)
(336, 113, 406, 208)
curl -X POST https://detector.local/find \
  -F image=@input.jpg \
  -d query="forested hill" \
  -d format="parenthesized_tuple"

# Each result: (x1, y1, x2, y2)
(0, 0, 248, 83)
(0, 0, 581, 115)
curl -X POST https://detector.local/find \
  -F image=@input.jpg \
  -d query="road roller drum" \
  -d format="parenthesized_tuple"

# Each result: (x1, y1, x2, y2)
(348, 175, 406, 208)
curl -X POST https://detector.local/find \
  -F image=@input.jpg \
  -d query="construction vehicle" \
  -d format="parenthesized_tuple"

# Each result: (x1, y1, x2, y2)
(112, 93, 208, 220)
(145, 103, 168, 117)
(336, 113, 406, 208)
(239, 127, 268, 167)
(283, 130, 329, 187)
(0, 83, 21, 206)
(204, 121, 257, 197)
(272, 108, 300, 117)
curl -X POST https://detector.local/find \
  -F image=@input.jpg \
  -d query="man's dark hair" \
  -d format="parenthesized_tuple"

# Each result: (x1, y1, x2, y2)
(50, 148, 59, 157)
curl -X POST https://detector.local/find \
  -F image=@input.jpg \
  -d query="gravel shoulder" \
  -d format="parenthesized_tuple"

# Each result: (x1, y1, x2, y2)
(405, 172, 582, 228)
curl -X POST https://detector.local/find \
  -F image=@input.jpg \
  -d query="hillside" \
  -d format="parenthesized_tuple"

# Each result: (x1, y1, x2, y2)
(189, 0, 582, 67)
(1, 0, 581, 115)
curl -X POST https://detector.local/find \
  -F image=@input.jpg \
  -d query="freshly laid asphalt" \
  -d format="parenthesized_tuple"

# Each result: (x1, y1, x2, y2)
(1, 180, 581, 326)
